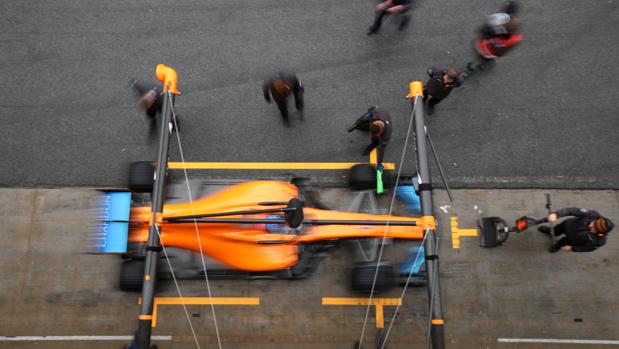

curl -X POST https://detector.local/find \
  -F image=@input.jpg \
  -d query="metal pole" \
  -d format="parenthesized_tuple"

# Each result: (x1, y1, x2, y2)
(426, 132, 453, 203)
(408, 82, 446, 349)
(135, 64, 180, 349)
(167, 207, 297, 220)
(168, 218, 419, 226)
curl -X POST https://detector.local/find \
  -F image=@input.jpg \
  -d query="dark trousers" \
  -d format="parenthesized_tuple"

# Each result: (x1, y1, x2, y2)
(465, 41, 496, 74)
(426, 96, 443, 107)
(273, 96, 289, 120)
(466, 56, 495, 73)
(369, 7, 411, 32)
(423, 93, 444, 110)
(273, 92, 303, 121)
(293, 90, 304, 111)
(549, 221, 569, 248)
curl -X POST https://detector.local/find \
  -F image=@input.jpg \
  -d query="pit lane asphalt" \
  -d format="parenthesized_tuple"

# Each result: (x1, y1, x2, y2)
(1, 0, 618, 188)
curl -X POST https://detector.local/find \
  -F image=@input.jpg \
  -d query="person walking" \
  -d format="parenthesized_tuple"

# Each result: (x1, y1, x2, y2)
(539, 207, 614, 253)
(263, 71, 304, 127)
(130, 79, 163, 119)
(348, 106, 392, 170)
(129, 79, 181, 137)
(423, 65, 463, 115)
(464, 1, 523, 74)
(366, 0, 412, 35)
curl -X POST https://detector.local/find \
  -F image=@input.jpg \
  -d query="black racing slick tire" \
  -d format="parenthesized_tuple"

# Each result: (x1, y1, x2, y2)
(350, 262, 396, 293)
(129, 161, 155, 193)
(120, 259, 146, 292)
(349, 164, 376, 190)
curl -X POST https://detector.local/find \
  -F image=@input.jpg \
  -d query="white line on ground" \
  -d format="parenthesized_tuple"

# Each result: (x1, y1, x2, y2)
(498, 338, 619, 345)
(0, 336, 172, 341)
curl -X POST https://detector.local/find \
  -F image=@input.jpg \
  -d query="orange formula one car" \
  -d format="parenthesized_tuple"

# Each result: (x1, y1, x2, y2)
(98, 179, 431, 292)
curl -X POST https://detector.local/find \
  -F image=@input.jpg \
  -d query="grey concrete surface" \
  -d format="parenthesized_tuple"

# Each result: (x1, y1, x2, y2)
(1, 0, 618, 188)
(0, 187, 617, 348)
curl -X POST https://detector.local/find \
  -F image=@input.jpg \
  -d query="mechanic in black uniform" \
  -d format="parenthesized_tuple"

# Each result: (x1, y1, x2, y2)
(263, 71, 304, 127)
(130, 79, 163, 119)
(367, 0, 412, 35)
(423, 65, 463, 115)
(539, 207, 614, 253)
(348, 106, 392, 171)
(129, 79, 180, 136)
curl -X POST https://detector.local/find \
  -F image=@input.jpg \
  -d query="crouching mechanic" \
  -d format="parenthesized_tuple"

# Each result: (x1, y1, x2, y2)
(539, 207, 614, 253)
(348, 106, 392, 171)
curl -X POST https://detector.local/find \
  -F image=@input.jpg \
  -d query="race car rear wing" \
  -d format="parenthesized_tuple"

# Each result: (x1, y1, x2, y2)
(90, 191, 131, 253)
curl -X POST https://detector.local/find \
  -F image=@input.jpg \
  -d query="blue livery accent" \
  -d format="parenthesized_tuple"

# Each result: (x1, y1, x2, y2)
(102, 191, 131, 221)
(92, 192, 131, 253)
(396, 185, 421, 213)
(399, 245, 425, 276)
(95, 221, 130, 253)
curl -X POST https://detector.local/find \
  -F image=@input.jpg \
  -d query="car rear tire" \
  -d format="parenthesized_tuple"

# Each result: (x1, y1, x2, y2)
(350, 262, 396, 292)
(129, 161, 155, 193)
(120, 259, 146, 292)
(349, 164, 394, 190)
(349, 164, 376, 190)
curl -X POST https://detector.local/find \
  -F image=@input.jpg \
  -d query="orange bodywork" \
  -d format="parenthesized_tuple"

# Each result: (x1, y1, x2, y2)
(128, 181, 426, 272)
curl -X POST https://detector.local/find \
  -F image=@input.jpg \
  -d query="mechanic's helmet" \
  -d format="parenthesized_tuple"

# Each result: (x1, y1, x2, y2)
(370, 120, 385, 136)
(487, 13, 511, 27)
(503, 1, 519, 15)
(485, 13, 510, 36)
(593, 217, 614, 236)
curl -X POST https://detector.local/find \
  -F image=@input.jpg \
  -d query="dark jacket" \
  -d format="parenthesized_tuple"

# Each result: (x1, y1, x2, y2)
(555, 207, 610, 252)
(425, 65, 462, 100)
(367, 107, 392, 164)
(263, 72, 303, 103)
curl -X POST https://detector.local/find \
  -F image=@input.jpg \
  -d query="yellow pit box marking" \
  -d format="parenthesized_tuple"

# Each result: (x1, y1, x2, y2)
(322, 297, 402, 328)
(139, 297, 260, 327)
(450, 216, 478, 249)
(168, 161, 395, 171)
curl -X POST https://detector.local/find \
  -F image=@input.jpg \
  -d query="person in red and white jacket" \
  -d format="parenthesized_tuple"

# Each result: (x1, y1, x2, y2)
(465, 2, 523, 74)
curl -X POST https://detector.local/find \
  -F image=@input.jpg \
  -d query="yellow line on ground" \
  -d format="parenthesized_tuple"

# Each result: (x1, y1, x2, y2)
(139, 297, 260, 327)
(376, 305, 384, 328)
(450, 216, 478, 249)
(370, 149, 377, 165)
(167, 162, 396, 170)
(322, 298, 401, 306)
(322, 298, 402, 328)
(153, 297, 260, 305)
